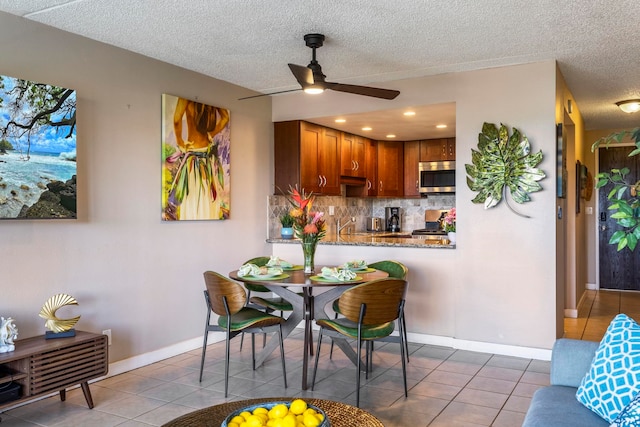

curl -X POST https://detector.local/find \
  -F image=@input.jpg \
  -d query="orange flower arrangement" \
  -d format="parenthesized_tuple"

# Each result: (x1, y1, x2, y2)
(287, 187, 326, 244)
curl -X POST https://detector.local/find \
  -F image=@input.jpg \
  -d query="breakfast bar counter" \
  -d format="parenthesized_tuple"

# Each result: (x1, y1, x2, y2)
(267, 232, 455, 248)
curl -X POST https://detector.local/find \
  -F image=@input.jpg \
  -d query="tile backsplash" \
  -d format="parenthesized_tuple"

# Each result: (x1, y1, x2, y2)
(268, 194, 455, 238)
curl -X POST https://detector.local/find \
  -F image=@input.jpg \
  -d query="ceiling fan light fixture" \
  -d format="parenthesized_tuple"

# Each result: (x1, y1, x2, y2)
(616, 99, 640, 113)
(303, 86, 324, 95)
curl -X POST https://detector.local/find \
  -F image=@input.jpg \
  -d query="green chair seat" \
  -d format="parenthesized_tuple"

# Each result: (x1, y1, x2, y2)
(218, 307, 284, 331)
(316, 318, 395, 340)
(249, 296, 294, 312)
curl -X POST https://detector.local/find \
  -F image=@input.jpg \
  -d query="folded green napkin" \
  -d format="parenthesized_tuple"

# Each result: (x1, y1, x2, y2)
(320, 267, 357, 281)
(266, 256, 293, 268)
(237, 263, 283, 277)
(342, 260, 367, 270)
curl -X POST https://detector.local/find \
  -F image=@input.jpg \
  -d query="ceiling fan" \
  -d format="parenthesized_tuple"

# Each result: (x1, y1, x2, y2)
(240, 33, 400, 100)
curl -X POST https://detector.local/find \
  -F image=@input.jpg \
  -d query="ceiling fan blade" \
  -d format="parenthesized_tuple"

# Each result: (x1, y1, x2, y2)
(238, 88, 302, 100)
(325, 82, 400, 100)
(288, 63, 314, 87)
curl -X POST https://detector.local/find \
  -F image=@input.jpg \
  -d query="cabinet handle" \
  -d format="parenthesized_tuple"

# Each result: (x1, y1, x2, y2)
(351, 160, 356, 170)
(322, 175, 327, 187)
(367, 179, 371, 190)
(379, 180, 383, 193)
(416, 180, 419, 189)
(354, 160, 359, 171)
(318, 175, 322, 187)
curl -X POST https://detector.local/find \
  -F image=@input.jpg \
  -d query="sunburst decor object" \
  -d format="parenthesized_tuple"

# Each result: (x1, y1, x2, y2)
(466, 122, 545, 218)
(39, 294, 81, 335)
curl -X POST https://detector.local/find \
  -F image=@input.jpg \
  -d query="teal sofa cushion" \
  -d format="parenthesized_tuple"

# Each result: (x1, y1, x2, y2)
(576, 314, 640, 422)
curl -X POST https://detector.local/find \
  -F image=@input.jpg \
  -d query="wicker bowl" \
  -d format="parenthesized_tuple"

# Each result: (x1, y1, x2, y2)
(221, 401, 330, 427)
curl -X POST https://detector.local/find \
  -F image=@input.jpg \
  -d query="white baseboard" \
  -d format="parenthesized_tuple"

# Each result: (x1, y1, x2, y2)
(564, 308, 578, 318)
(100, 329, 552, 380)
(586, 282, 598, 290)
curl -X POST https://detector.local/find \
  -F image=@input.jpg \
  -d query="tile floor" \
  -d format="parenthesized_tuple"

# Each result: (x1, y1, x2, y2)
(0, 289, 631, 427)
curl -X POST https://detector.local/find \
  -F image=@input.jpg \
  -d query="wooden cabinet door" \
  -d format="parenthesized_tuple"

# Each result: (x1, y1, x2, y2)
(444, 138, 456, 160)
(420, 138, 456, 161)
(319, 127, 341, 195)
(364, 138, 377, 196)
(341, 133, 366, 178)
(352, 135, 366, 178)
(403, 141, 420, 197)
(377, 141, 403, 197)
(300, 122, 323, 193)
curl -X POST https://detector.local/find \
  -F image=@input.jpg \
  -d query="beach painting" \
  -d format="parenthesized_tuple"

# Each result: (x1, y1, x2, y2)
(0, 74, 77, 219)
(161, 94, 230, 221)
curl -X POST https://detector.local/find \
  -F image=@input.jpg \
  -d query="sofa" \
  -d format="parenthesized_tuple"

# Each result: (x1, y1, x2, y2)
(522, 338, 607, 427)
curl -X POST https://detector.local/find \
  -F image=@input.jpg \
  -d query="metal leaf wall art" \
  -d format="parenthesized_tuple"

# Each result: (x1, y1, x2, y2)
(39, 294, 81, 333)
(465, 122, 545, 218)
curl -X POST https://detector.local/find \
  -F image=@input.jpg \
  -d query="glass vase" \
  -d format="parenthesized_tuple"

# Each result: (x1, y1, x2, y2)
(302, 241, 317, 274)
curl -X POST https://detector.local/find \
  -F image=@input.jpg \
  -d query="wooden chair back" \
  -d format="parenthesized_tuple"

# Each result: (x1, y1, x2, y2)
(338, 278, 408, 325)
(203, 271, 247, 316)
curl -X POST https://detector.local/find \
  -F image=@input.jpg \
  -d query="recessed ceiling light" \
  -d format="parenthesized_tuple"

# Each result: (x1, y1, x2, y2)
(386, 134, 396, 138)
(362, 127, 372, 131)
(403, 111, 416, 116)
(436, 124, 447, 129)
(335, 118, 346, 123)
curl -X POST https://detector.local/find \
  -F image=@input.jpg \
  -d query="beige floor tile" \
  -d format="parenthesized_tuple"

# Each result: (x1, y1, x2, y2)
(502, 394, 532, 413)
(476, 366, 524, 382)
(492, 409, 526, 427)
(431, 401, 498, 426)
(466, 376, 516, 395)
(453, 388, 508, 409)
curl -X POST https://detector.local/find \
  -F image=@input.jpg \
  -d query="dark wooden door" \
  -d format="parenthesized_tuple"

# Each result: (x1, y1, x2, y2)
(403, 141, 420, 197)
(598, 146, 640, 290)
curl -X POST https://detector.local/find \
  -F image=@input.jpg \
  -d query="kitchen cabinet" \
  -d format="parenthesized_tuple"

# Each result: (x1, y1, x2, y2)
(377, 141, 404, 197)
(364, 138, 378, 196)
(274, 121, 341, 195)
(340, 133, 365, 178)
(420, 138, 456, 161)
(403, 140, 420, 197)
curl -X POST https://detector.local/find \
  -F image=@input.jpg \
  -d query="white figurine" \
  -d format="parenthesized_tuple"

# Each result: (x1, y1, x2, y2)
(0, 317, 18, 353)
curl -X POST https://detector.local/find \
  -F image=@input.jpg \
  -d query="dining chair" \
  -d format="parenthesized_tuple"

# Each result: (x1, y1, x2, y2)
(239, 256, 294, 350)
(199, 271, 287, 397)
(311, 277, 408, 407)
(330, 260, 410, 362)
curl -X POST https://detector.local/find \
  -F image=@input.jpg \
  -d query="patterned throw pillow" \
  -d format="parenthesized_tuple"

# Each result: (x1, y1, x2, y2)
(576, 314, 640, 423)
(611, 392, 640, 427)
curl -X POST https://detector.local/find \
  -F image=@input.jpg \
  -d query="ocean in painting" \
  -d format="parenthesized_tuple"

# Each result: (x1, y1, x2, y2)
(0, 150, 76, 218)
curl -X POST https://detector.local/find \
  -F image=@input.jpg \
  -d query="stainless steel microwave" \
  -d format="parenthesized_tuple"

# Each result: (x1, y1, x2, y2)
(419, 161, 455, 194)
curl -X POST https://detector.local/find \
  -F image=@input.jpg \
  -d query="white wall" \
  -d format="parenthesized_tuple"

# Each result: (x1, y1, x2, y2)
(0, 12, 273, 362)
(273, 61, 560, 352)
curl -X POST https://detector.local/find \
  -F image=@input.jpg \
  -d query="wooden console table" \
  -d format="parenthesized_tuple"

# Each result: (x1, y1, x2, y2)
(0, 331, 108, 412)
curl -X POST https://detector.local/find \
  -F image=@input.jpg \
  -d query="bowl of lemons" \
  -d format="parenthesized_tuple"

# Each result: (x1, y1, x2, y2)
(222, 399, 330, 427)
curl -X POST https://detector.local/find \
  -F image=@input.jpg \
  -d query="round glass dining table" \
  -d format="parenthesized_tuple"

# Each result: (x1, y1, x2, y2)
(229, 265, 388, 390)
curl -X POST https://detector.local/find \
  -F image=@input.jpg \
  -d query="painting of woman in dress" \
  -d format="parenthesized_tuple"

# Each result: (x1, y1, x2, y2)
(161, 94, 230, 220)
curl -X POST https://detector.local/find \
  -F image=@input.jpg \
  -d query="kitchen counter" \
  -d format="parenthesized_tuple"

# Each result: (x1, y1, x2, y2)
(267, 232, 455, 248)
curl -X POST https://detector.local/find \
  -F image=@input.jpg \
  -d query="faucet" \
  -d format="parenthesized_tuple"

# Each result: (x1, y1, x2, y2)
(337, 217, 356, 235)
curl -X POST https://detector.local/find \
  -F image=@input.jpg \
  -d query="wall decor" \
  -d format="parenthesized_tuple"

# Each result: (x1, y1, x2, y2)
(0, 317, 18, 353)
(557, 123, 567, 199)
(576, 160, 582, 214)
(39, 294, 80, 337)
(161, 94, 230, 221)
(0, 74, 77, 219)
(466, 122, 545, 218)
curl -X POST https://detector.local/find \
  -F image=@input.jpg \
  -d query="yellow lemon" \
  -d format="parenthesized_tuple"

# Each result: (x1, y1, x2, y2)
(231, 415, 246, 424)
(282, 413, 297, 427)
(228, 422, 240, 427)
(302, 414, 321, 427)
(240, 411, 253, 420)
(269, 404, 289, 419)
(289, 399, 307, 415)
(315, 413, 324, 422)
(246, 414, 264, 427)
(253, 407, 269, 415)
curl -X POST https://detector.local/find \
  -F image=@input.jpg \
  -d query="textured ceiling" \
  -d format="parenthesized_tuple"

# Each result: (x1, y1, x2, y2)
(2, 0, 639, 135)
